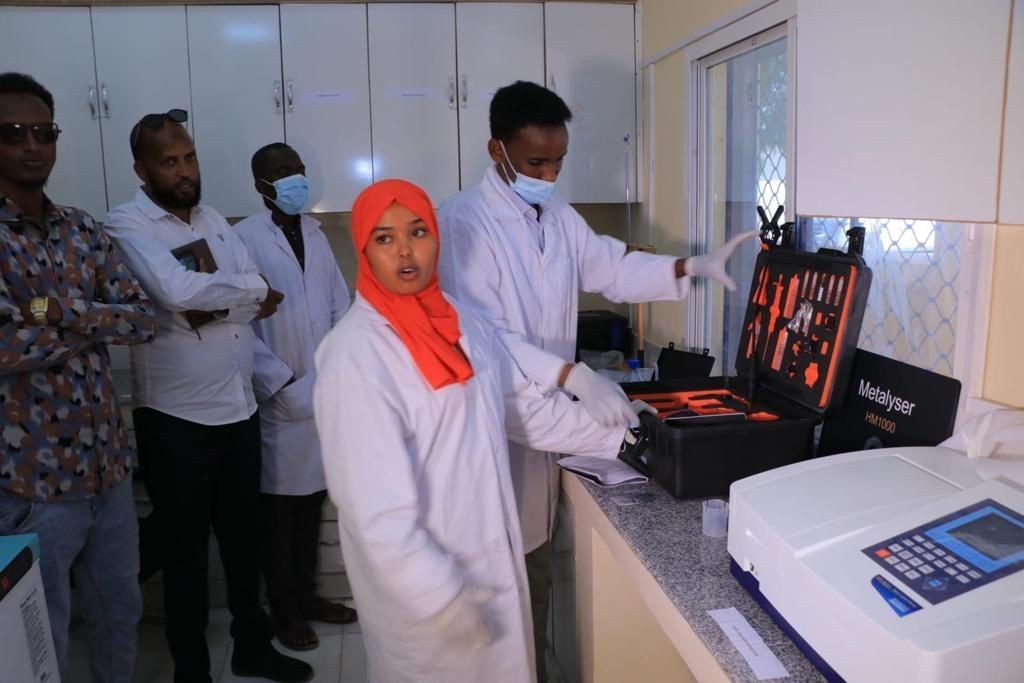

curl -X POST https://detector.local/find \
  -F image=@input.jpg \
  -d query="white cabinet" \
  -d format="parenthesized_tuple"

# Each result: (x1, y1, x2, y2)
(92, 7, 192, 211)
(368, 3, 460, 203)
(455, 3, 545, 189)
(0, 7, 108, 218)
(544, 2, 637, 204)
(281, 4, 373, 213)
(1000, 1, 1024, 224)
(0, 6, 191, 218)
(1, 3, 640, 214)
(187, 5, 285, 218)
(796, 0, 1010, 222)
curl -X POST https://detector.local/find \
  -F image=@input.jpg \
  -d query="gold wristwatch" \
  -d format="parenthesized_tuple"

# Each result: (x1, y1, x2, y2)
(29, 297, 49, 325)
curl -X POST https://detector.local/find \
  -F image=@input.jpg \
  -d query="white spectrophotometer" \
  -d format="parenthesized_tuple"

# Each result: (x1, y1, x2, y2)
(728, 446, 1024, 682)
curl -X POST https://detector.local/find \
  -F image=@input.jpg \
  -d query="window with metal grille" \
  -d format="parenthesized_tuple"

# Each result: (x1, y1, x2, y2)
(693, 22, 967, 381)
(798, 217, 963, 377)
(695, 23, 789, 372)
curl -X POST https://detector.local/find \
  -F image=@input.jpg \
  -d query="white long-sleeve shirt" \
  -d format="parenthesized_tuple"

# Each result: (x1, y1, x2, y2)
(105, 189, 287, 426)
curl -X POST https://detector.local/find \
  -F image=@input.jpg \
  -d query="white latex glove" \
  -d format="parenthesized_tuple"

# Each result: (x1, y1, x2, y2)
(630, 399, 658, 418)
(683, 230, 761, 291)
(431, 586, 496, 650)
(564, 363, 636, 427)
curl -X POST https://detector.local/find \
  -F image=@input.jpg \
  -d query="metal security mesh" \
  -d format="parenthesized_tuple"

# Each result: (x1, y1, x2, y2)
(719, 44, 788, 371)
(756, 50, 787, 223)
(799, 218, 963, 376)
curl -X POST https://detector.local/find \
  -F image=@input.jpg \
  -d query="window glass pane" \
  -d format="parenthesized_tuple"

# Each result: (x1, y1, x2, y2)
(798, 217, 964, 377)
(702, 34, 787, 373)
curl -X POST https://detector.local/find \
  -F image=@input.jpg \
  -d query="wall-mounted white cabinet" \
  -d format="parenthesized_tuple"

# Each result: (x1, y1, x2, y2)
(999, 0, 1024, 225)
(796, 0, 1011, 222)
(187, 6, 285, 219)
(1, 2, 637, 215)
(0, 7, 110, 218)
(544, 2, 637, 204)
(187, 4, 375, 217)
(0, 6, 192, 218)
(455, 3, 545, 189)
(92, 7, 193, 211)
(368, 3, 460, 203)
(280, 4, 373, 213)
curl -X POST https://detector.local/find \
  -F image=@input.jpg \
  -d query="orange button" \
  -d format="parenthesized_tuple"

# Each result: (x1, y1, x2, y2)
(875, 549, 891, 558)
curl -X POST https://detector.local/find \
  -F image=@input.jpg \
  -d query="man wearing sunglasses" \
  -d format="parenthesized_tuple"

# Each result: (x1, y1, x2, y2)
(0, 72, 158, 683)
(105, 112, 309, 683)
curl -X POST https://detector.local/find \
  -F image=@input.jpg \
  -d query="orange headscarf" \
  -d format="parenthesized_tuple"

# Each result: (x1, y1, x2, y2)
(351, 179, 474, 390)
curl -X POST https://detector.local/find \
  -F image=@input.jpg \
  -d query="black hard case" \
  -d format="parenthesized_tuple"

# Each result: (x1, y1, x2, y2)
(624, 234, 872, 499)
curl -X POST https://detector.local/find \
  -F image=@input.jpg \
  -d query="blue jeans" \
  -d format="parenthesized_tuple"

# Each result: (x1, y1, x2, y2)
(0, 477, 141, 683)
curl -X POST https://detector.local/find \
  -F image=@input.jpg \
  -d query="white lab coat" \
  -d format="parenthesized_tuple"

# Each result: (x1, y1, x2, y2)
(313, 294, 620, 683)
(437, 167, 691, 552)
(235, 210, 349, 495)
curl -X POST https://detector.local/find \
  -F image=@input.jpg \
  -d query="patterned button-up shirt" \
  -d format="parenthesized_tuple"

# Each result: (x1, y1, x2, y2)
(0, 196, 157, 502)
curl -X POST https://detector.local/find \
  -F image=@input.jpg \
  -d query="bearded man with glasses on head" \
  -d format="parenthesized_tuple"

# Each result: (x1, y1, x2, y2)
(0, 71, 158, 683)
(105, 106, 309, 683)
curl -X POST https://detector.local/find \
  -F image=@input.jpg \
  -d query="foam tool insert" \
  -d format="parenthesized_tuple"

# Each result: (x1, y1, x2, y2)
(734, 208, 872, 413)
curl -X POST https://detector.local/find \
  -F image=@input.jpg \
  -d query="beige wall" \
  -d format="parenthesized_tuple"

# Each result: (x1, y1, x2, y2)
(639, 0, 750, 347)
(983, 225, 1024, 407)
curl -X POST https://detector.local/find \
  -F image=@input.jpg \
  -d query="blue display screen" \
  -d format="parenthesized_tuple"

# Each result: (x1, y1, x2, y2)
(948, 513, 1024, 561)
(928, 505, 1024, 574)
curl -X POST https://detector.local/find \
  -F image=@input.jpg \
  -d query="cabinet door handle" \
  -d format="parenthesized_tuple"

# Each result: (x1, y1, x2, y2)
(286, 79, 294, 113)
(460, 75, 468, 109)
(101, 83, 111, 119)
(549, 73, 557, 91)
(273, 80, 282, 114)
(448, 76, 456, 110)
(88, 84, 97, 120)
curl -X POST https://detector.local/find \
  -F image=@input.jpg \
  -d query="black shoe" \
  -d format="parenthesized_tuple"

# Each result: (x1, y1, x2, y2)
(231, 646, 314, 682)
(618, 422, 651, 476)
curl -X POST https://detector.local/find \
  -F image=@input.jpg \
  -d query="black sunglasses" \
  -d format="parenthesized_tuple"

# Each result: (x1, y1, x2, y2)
(0, 122, 61, 146)
(130, 108, 188, 150)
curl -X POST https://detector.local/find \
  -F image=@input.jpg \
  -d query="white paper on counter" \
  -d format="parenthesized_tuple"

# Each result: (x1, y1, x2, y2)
(708, 607, 790, 680)
(557, 455, 648, 487)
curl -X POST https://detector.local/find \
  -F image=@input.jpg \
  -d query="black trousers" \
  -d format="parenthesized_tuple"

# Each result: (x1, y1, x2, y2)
(261, 489, 327, 620)
(134, 408, 273, 683)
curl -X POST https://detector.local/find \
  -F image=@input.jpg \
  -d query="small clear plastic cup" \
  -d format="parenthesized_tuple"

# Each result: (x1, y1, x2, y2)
(702, 498, 729, 537)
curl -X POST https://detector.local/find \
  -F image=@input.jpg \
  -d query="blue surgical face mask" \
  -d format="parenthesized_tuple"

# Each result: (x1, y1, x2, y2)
(260, 174, 310, 215)
(499, 141, 556, 205)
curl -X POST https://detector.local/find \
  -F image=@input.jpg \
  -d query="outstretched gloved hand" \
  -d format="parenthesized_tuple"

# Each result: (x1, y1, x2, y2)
(683, 230, 760, 291)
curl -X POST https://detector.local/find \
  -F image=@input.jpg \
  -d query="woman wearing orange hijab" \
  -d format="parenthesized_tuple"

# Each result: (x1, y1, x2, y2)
(313, 180, 637, 682)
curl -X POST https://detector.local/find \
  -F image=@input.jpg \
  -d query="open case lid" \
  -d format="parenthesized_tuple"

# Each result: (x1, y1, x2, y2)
(733, 208, 873, 415)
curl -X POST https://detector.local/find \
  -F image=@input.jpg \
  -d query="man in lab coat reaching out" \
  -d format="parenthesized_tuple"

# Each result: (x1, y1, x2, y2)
(235, 143, 358, 652)
(437, 80, 757, 680)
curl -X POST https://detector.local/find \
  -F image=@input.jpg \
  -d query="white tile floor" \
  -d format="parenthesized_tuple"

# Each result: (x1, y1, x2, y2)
(64, 607, 368, 683)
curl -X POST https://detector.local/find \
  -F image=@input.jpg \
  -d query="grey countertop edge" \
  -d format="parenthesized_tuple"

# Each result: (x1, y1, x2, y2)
(576, 476, 826, 682)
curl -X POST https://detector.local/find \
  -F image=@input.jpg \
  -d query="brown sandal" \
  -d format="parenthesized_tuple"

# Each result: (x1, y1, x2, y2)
(275, 617, 319, 651)
(301, 597, 358, 625)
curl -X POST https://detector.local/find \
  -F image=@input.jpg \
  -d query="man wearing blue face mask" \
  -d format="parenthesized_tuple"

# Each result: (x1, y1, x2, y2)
(235, 143, 357, 653)
(437, 80, 757, 681)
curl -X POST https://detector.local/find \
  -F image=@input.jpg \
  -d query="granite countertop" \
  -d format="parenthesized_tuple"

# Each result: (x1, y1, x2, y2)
(577, 477, 825, 683)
